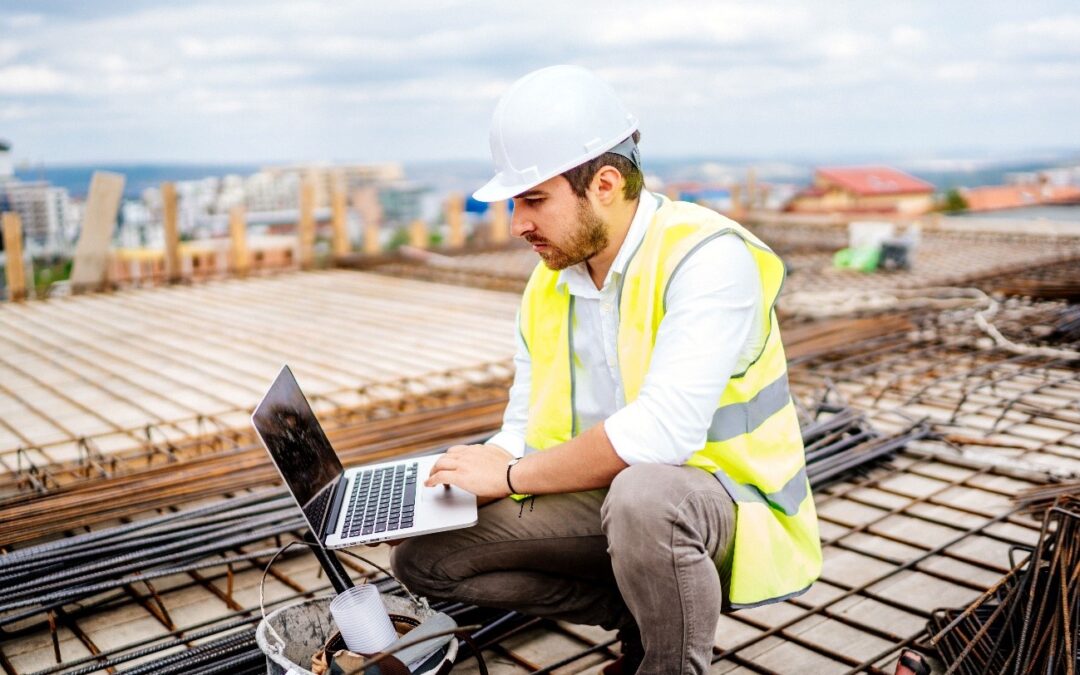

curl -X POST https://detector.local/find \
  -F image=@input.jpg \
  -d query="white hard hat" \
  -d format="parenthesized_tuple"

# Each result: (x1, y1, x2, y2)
(473, 65, 639, 202)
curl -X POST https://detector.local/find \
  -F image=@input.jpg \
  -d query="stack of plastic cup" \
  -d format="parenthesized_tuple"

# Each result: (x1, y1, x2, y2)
(328, 584, 397, 654)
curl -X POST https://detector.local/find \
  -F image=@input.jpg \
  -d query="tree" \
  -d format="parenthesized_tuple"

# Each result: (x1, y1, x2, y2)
(941, 189, 968, 213)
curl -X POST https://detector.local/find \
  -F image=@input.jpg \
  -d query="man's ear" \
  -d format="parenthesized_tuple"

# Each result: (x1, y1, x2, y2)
(590, 166, 625, 207)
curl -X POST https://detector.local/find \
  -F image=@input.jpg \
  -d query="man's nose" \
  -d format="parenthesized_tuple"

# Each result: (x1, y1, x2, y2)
(510, 207, 533, 238)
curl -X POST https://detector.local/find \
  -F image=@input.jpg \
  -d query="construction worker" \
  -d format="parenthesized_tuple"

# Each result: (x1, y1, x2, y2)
(391, 65, 822, 674)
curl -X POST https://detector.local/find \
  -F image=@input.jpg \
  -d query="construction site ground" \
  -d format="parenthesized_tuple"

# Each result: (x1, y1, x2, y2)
(1, 219, 1078, 674)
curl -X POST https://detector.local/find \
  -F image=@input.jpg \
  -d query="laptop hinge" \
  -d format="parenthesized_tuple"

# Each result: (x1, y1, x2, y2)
(323, 473, 348, 538)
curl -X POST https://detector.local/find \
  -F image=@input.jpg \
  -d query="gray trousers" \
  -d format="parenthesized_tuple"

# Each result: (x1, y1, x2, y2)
(390, 463, 736, 674)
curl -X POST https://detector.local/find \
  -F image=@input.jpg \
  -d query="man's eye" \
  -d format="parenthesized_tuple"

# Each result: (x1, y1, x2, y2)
(525, 197, 544, 205)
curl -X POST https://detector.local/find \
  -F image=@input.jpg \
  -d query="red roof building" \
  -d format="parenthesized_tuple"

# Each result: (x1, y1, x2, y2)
(785, 166, 935, 215)
(959, 184, 1080, 212)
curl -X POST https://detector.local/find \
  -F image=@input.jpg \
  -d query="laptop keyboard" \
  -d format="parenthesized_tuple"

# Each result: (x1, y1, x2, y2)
(344, 462, 418, 537)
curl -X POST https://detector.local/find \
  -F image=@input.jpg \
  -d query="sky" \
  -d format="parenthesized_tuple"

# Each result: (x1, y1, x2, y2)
(1, 1, 1079, 166)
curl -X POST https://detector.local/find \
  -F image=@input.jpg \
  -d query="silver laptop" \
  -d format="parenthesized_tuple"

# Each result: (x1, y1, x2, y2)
(252, 365, 477, 547)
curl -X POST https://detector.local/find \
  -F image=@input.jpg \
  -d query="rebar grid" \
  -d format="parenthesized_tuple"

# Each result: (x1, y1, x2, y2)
(789, 305, 1080, 478)
(0, 363, 513, 502)
(0, 269, 519, 462)
(701, 445, 1044, 674)
(0, 434, 1050, 675)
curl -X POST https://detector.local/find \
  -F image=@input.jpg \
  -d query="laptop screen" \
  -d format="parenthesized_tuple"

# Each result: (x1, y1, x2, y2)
(252, 366, 344, 537)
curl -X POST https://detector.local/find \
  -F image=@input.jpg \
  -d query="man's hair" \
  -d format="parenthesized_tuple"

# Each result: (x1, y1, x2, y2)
(561, 130, 643, 201)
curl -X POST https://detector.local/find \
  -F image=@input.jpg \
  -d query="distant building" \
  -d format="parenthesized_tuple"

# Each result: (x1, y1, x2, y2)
(1005, 165, 1080, 187)
(959, 184, 1080, 212)
(262, 162, 405, 209)
(785, 166, 935, 215)
(0, 180, 75, 255)
(378, 182, 427, 224)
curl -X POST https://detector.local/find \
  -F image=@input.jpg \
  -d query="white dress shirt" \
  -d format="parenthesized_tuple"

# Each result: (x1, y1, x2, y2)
(488, 193, 764, 465)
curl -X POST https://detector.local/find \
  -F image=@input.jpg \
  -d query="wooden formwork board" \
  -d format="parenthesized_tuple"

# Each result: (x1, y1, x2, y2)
(0, 270, 518, 465)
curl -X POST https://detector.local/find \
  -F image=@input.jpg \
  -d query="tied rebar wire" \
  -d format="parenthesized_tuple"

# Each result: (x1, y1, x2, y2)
(927, 494, 1079, 675)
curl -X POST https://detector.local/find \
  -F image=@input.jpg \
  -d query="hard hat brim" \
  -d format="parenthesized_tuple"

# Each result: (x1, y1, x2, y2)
(471, 175, 524, 203)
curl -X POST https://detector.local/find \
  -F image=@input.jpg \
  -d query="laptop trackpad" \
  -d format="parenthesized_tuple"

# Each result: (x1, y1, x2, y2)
(423, 484, 474, 505)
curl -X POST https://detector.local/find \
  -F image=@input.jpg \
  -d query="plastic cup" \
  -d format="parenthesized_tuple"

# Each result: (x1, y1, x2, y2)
(329, 584, 397, 654)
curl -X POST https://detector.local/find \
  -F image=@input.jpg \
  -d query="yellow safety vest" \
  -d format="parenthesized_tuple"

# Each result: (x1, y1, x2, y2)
(517, 195, 822, 609)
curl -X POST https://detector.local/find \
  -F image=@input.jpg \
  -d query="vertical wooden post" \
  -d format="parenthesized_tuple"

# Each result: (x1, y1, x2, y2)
(229, 205, 250, 276)
(729, 184, 742, 218)
(70, 171, 126, 291)
(490, 199, 509, 244)
(746, 167, 757, 211)
(354, 187, 382, 255)
(330, 176, 350, 257)
(298, 179, 316, 269)
(161, 181, 182, 283)
(2, 212, 27, 301)
(409, 219, 428, 249)
(445, 192, 464, 249)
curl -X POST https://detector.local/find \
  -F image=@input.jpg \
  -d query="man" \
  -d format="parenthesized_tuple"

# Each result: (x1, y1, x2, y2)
(392, 65, 822, 674)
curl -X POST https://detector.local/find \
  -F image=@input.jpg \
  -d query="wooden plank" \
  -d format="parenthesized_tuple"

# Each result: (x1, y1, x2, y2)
(229, 206, 249, 275)
(409, 219, 428, 249)
(490, 199, 509, 244)
(355, 187, 382, 255)
(298, 179, 316, 269)
(445, 192, 464, 248)
(330, 175, 350, 256)
(161, 181, 181, 282)
(70, 171, 125, 291)
(2, 212, 27, 301)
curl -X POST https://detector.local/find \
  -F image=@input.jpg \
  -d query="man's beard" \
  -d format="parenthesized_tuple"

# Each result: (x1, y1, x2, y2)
(527, 199, 609, 271)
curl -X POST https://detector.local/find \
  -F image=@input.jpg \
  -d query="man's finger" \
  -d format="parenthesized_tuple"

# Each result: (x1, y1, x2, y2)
(428, 457, 457, 476)
(425, 470, 454, 488)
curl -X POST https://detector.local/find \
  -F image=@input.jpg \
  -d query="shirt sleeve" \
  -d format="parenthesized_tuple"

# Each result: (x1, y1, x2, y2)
(604, 234, 763, 465)
(486, 310, 530, 458)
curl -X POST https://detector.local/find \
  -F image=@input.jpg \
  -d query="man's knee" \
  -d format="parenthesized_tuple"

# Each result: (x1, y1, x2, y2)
(602, 464, 679, 546)
(602, 464, 726, 556)
(390, 538, 442, 597)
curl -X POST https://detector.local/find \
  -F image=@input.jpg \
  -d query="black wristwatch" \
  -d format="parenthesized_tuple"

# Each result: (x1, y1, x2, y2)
(506, 457, 521, 494)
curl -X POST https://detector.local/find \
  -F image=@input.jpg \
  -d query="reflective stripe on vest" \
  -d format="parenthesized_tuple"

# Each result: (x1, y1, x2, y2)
(708, 371, 791, 443)
(519, 195, 822, 608)
(712, 465, 809, 517)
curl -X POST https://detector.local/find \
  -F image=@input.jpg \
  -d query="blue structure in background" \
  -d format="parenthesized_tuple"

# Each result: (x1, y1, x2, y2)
(678, 187, 730, 203)
(465, 195, 514, 215)
(465, 195, 488, 214)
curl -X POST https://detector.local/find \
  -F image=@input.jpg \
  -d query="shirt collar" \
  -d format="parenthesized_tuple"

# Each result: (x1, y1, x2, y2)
(557, 191, 659, 297)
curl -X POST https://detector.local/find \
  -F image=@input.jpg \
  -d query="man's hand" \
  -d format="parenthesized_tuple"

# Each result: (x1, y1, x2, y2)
(425, 444, 515, 499)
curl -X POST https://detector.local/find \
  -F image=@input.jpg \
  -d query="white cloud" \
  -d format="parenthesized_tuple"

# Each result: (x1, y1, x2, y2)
(934, 62, 983, 82)
(997, 14, 1080, 41)
(991, 14, 1080, 54)
(0, 65, 70, 94)
(890, 25, 926, 48)
(0, 102, 40, 120)
(0, 41, 21, 64)
(598, 4, 807, 46)
(2, 13, 43, 29)
(815, 31, 875, 60)
(177, 36, 279, 60)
